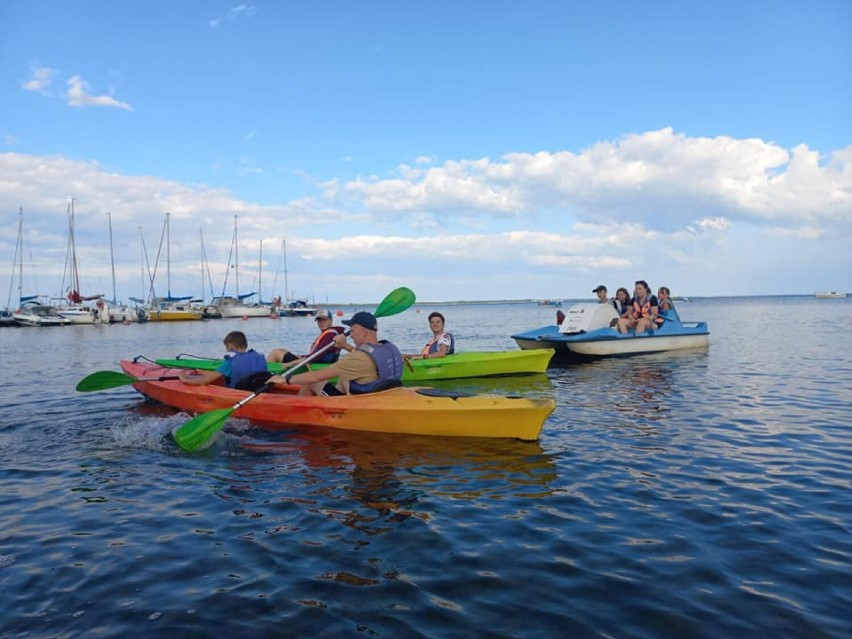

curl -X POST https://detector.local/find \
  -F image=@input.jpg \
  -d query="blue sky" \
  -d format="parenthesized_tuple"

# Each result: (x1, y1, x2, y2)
(1, 0, 850, 305)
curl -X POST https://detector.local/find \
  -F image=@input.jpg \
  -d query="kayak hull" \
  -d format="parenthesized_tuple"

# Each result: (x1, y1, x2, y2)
(155, 349, 553, 382)
(120, 360, 554, 440)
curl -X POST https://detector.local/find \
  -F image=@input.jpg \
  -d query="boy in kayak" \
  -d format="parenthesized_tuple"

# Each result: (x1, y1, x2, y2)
(266, 309, 345, 366)
(178, 331, 269, 390)
(418, 311, 455, 359)
(269, 311, 403, 396)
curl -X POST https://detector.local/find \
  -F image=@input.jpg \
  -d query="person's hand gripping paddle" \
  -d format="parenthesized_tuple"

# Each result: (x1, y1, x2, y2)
(173, 287, 416, 452)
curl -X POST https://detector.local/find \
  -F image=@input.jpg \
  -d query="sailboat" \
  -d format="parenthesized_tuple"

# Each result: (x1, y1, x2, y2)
(55, 199, 109, 325)
(192, 228, 221, 319)
(145, 212, 202, 322)
(104, 212, 146, 323)
(276, 238, 317, 317)
(10, 207, 70, 327)
(211, 215, 271, 318)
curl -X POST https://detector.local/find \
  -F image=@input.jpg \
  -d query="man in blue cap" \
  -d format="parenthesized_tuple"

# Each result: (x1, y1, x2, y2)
(270, 310, 404, 396)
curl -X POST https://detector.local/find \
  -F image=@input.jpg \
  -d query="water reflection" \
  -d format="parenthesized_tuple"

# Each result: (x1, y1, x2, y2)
(238, 428, 558, 537)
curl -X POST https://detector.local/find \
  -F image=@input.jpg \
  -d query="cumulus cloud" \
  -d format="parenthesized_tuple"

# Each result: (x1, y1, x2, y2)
(22, 66, 57, 95)
(343, 128, 852, 232)
(66, 76, 133, 111)
(1, 128, 849, 300)
(0, 152, 331, 239)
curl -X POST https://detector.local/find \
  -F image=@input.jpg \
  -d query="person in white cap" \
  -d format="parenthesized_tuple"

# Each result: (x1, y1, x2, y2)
(267, 309, 345, 366)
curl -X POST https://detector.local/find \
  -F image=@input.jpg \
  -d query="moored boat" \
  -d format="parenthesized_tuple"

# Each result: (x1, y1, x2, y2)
(13, 302, 71, 327)
(109, 303, 147, 323)
(120, 360, 555, 440)
(57, 301, 110, 325)
(146, 297, 203, 322)
(278, 299, 317, 317)
(512, 303, 709, 357)
(815, 291, 847, 299)
(145, 214, 203, 322)
(211, 295, 271, 318)
(157, 348, 554, 382)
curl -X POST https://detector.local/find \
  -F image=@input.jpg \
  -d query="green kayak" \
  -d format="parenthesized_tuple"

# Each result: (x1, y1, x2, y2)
(155, 349, 553, 382)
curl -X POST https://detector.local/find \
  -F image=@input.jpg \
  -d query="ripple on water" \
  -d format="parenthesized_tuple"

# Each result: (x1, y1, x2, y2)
(1, 299, 851, 637)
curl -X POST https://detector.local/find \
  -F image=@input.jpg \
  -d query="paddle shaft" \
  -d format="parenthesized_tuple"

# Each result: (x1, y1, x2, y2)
(276, 331, 351, 383)
(173, 286, 415, 451)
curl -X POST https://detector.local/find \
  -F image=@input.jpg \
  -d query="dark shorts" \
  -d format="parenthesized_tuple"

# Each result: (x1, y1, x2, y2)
(281, 352, 300, 363)
(320, 383, 344, 397)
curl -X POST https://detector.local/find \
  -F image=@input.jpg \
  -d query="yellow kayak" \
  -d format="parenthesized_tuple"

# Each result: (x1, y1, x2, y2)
(122, 360, 555, 441)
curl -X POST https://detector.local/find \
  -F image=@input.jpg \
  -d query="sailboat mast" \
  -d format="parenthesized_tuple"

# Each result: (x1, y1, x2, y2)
(283, 239, 289, 304)
(259, 239, 263, 303)
(199, 228, 204, 302)
(166, 212, 171, 298)
(108, 212, 117, 303)
(138, 226, 145, 302)
(15, 208, 24, 308)
(69, 199, 81, 296)
(234, 215, 239, 297)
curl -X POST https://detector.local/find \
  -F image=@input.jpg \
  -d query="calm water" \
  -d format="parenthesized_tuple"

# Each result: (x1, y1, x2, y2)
(1, 296, 850, 638)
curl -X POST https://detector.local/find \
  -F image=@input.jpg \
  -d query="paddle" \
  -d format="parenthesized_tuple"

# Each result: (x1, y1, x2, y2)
(173, 286, 416, 452)
(76, 370, 182, 392)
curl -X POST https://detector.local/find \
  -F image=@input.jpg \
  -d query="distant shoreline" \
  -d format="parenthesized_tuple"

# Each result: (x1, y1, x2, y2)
(324, 293, 847, 307)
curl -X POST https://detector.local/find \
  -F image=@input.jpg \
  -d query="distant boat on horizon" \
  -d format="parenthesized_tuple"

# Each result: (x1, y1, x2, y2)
(815, 291, 847, 299)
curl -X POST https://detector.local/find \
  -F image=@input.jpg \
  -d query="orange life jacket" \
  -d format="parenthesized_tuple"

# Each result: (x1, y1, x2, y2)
(632, 297, 663, 325)
(308, 327, 345, 354)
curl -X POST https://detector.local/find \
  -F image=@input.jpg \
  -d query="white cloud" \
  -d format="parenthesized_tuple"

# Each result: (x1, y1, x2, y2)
(208, 4, 256, 28)
(342, 128, 852, 232)
(21, 66, 57, 95)
(1, 128, 850, 301)
(66, 76, 133, 111)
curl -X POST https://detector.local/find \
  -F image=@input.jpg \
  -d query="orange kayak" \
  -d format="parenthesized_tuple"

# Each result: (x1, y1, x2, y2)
(120, 360, 555, 441)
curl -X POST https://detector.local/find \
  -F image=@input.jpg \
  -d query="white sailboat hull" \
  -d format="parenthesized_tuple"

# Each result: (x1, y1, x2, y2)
(109, 305, 144, 323)
(218, 305, 272, 318)
(57, 305, 109, 325)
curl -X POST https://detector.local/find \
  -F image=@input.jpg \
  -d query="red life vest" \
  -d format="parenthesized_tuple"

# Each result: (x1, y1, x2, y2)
(308, 327, 345, 355)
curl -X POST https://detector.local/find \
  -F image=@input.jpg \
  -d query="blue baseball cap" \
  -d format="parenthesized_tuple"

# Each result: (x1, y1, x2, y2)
(342, 311, 377, 331)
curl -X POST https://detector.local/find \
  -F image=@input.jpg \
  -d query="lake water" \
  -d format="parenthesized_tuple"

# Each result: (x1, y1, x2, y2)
(1, 296, 850, 638)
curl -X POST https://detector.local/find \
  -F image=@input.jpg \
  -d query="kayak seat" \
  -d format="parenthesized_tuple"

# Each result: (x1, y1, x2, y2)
(234, 371, 273, 392)
(415, 388, 476, 399)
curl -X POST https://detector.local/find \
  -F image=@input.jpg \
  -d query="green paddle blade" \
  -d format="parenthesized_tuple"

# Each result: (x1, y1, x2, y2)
(76, 371, 138, 392)
(173, 286, 416, 453)
(374, 286, 416, 318)
(173, 407, 235, 451)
